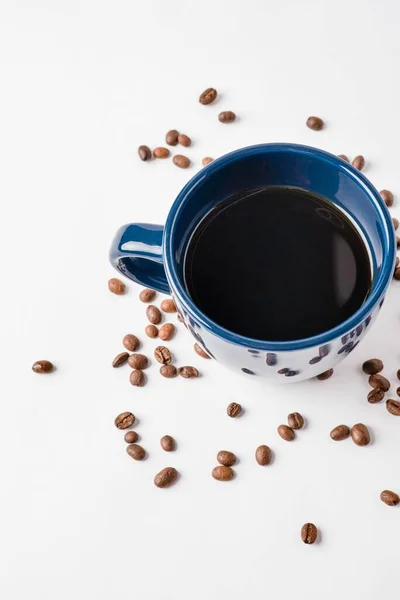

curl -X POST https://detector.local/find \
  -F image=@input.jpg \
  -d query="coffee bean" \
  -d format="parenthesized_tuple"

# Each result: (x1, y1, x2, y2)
(301, 523, 317, 544)
(316, 369, 333, 380)
(194, 343, 210, 359)
(122, 334, 140, 351)
(380, 490, 400, 506)
(368, 373, 390, 391)
(386, 398, 400, 416)
(218, 111, 236, 123)
(362, 358, 383, 375)
(154, 346, 172, 365)
(397, 236, 400, 248)
(173, 155, 191, 169)
(199, 87, 217, 105)
(398, 369, 400, 380)
(212, 465, 234, 481)
(367, 388, 385, 404)
(309, 356, 322, 365)
(288, 412, 304, 430)
(397, 386, 400, 397)
(160, 365, 177, 378)
(227, 402, 242, 417)
(115, 411, 135, 429)
(124, 431, 138, 444)
(165, 129, 179, 146)
(255, 445, 272, 466)
(393, 218, 399, 230)
(160, 299, 176, 313)
(337, 154, 349, 162)
(129, 369, 145, 387)
(145, 324, 158, 338)
(138, 145, 152, 161)
(159, 323, 175, 341)
(139, 288, 156, 303)
(306, 116, 324, 131)
(350, 423, 371, 446)
(396, 257, 400, 268)
(112, 352, 129, 368)
(352, 155, 365, 171)
(178, 366, 199, 378)
(217, 450, 236, 466)
(154, 467, 179, 488)
(395, 268, 400, 281)
(108, 278, 125, 295)
(330, 424, 350, 441)
(146, 305, 162, 324)
(277, 424, 295, 441)
(126, 444, 146, 461)
(128, 353, 148, 370)
(178, 134, 191, 147)
(32, 360, 54, 374)
(160, 435, 175, 452)
(202, 157, 214, 166)
(380, 189, 394, 207)
(153, 147, 170, 159)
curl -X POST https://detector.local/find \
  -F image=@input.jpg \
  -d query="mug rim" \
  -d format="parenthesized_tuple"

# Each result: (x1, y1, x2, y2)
(164, 143, 395, 351)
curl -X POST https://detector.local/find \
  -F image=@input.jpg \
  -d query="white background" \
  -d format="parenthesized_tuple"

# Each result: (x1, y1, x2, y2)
(1, 1, 399, 598)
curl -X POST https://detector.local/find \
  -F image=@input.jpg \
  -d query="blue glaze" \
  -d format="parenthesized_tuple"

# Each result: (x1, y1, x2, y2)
(110, 143, 396, 382)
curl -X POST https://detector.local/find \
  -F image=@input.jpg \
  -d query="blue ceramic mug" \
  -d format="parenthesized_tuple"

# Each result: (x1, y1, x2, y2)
(110, 143, 395, 381)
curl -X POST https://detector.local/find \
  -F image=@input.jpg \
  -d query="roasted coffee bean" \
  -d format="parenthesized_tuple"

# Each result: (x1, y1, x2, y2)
(362, 358, 383, 375)
(154, 346, 172, 365)
(397, 236, 400, 248)
(108, 278, 125, 295)
(368, 373, 390, 391)
(124, 431, 138, 444)
(266, 353, 278, 366)
(160, 299, 176, 313)
(277, 424, 295, 441)
(199, 87, 217, 105)
(160, 365, 177, 378)
(128, 353, 148, 370)
(316, 369, 333, 380)
(255, 445, 272, 466)
(139, 288, 156, 303)
(397, 386, 400, 397)
(217, 450, 236, 466)
(288, 412, 304, 430)
(158, 323, 175, 341)
(367, 388, 385, 404)
(112, 352, 129, 368)
(178, 134, 191, 147)
(145, 324, 158, 338)
(173, 155, 191, 169)
(146, 305, 162, 324)
(227, 402, 242, 417)
(398, 369, 400, 380)
(122, 334, 139, 351)
(395, 267, 400, 281)
(126, 444, 146, 461)
(202, 157, 214, 166)
(32, 360, 54, 374)
(154, 467, 179, 488)
(153, 147, 170, 159)
(160, 435, 175, 452)
(301, 523, 318, 544)
(115, 411, 135, 429)
(212, 465, 234, 481)
(352, 155, 365, 171)
(380, 490, 400, 506)
(178, 366, 199, 378)
(129, 369, 145, 387)
(309, 356, 321, 365)
(306, 116, 324, 131)
(194, 343, 210, 359)
(138, 145, 152, 161)
(218, 111, 236, 123)
(380, 189, 394, 207)
(392, 218, 399, 230)
(350, 423, 371, 446)
(165, 129, 179, 146)
(386, 398, 400, 416)
(337, 154, 349, 162)
(330, 424, 350, 441)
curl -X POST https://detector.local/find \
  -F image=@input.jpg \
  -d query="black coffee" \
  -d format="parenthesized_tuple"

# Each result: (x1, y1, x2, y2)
(184, 186, 371, 341)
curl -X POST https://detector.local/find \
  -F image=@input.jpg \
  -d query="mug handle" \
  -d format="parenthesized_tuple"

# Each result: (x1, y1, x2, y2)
(109, 223, 170, 293)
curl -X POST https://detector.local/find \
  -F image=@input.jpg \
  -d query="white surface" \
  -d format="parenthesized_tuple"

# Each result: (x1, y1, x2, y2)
(1, 1, 400, 598)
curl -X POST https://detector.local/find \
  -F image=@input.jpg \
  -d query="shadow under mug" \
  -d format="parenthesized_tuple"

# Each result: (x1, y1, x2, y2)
(110, 143, 395, 382)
